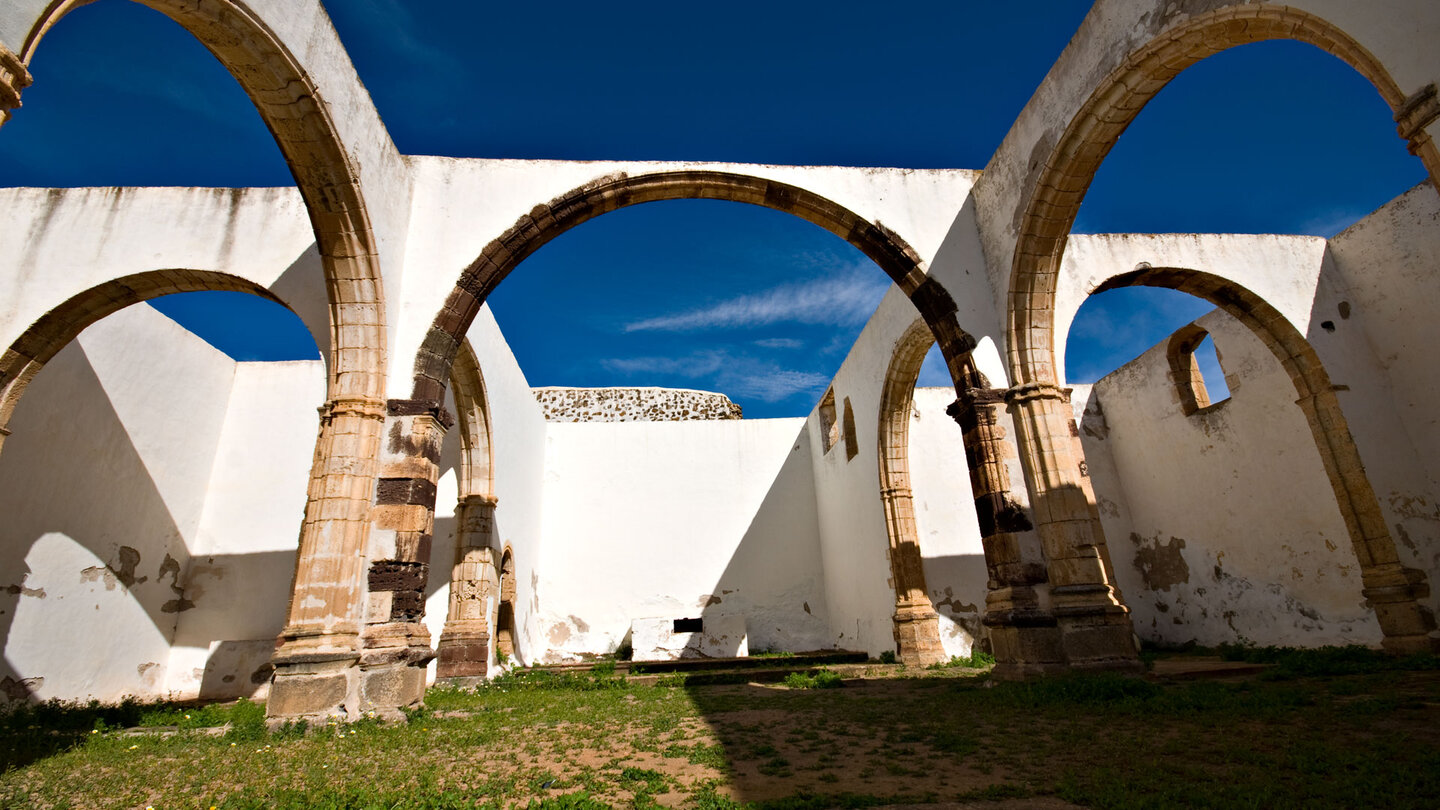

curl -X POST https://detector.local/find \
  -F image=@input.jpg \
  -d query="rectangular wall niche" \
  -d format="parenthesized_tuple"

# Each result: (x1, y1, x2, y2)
(673, 617, 703, 633)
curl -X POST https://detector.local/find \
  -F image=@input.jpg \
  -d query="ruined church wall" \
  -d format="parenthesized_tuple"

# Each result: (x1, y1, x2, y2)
(1057, 228, 1440, 626)
(1077, 310, 1383, 648)
(532, 417, 829, 661)
(1328, 184, 1440, 556)
(807, 289, 1006, 660)
(0, 305, 238, 703)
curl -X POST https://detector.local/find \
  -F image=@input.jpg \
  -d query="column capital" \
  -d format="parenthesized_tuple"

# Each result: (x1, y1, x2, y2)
(1003, 381, 1071, 407)
(1396, 82, 1439, 155)
(319, 397, 387, 423)
(459, 492, 500, 509)
(946, 388, 1005, 423)
(0, 43, 32, 126)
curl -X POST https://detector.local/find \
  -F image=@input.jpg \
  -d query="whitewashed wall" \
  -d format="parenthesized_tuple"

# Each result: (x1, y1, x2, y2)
(1328, 184, 1440, 588)
(166, 360, 325, 700)
(0, 305, 238, 702)
(1077, 309, 1383, 647)
(909, 388, 989, 654)
(533, 417, 829, 661)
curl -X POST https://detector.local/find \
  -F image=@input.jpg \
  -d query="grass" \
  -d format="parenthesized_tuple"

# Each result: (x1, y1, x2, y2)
(927, 650, 996, 670)
(779, 670, 843, 690)
(2, 649, 1439, 808)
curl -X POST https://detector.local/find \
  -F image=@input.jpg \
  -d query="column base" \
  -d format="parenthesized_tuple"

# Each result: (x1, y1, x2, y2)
(268, 650, 359, 721)
(892, 603, 947, 668)
(985, 613, 1065, 680)
(268, 625, 362, 720)
(1363, 565, 1439, 654)
(1053, 592, 1142, 675)
(436, 624, 492, 680)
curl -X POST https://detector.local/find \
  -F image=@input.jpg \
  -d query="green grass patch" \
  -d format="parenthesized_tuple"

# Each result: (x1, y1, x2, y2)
(780, 670, 843, 690)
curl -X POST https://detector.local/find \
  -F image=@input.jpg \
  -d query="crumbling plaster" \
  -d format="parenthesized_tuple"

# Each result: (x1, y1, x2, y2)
(1076, 309, 1383, 648)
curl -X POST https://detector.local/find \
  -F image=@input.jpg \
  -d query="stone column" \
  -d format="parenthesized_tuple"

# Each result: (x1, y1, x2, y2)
(949, 389, 1064, 679)
(435, 494, 501, 683)
(269, 396, 388, 719)
(0, 42, 33, 127)
(1004, 382, 1140, 674)
(354, 398, 453, 715)
(879, 481, 946, 667)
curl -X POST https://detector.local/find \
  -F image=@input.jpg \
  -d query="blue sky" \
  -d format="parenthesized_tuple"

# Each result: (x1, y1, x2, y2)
(0, 1, 1428, 416)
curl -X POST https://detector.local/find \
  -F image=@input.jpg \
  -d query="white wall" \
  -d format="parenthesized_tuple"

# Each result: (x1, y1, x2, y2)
(1328, 184, 1440, 587)
(534, 417, 830, 661)
(166, 360, 325, 700)
(909, 388, 989, 655)
(0, 305, 237, 702)
(1079, 309, 1383, 647)
(805, 289, 1009, 659)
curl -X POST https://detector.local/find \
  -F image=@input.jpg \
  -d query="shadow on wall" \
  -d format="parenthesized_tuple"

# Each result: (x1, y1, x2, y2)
(0, 332, 311, 704)
(0, 341, 189, 703)
(689, 421, 832, 656)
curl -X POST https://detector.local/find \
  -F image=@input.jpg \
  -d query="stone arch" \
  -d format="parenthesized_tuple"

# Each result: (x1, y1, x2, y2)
(1090, 266, 1434, 651)
(450, 341, 494, 501)
(876, 321, 947, 666)
(496, 547, 517, 662)
(0, 269, 281, 451)
(1007, 5, 1437, 388)
(435, 340, 501, 682)
(11, 0, 393, 717)
(392, 168, 1074, 674)
(411, 170, 975, 403)
(1000, 6, 1440, 668)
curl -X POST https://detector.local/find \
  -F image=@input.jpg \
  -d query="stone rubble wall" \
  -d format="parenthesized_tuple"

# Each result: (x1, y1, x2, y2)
(532, 387, 743, 422)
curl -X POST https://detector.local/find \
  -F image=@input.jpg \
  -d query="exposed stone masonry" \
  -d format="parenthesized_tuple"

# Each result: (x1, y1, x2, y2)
(533, 387, 743, 422)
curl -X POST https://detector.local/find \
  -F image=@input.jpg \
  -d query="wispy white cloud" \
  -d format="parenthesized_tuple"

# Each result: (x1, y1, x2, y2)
(623, 266, 887, 333)
(753, 337, 805, 350)
(599, 349, 831, 403)
(725, 370, 830, 402)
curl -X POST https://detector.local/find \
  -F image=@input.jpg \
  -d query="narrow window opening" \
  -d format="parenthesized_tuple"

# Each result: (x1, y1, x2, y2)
(1192, 334, 1231, 404)
(842, 396, 859, 461)
(818, 389, 838, 453)
(673, 617, 703, 633)
(1167, 325, 1230, 415)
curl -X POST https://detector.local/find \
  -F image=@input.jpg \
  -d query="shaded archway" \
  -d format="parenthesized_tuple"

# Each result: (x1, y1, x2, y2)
(1089, 266, 1433, 650)
(434, 341, 501, 682)
(876, 321, 948, 666)
(1003, 6, 1440, 663)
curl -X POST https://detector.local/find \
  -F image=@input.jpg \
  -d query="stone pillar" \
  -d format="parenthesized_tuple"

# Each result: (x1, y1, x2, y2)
(355, 398, 453, 715)
(949, 389, 1064, 679)
(1293, 390, 1437, 653)
(435, 494, 501, 684)
(0, 42, 32, 127)
(1004, 382, 1140, 674)
(269, 396, 388, 720)
(880, 483, 946, 667)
